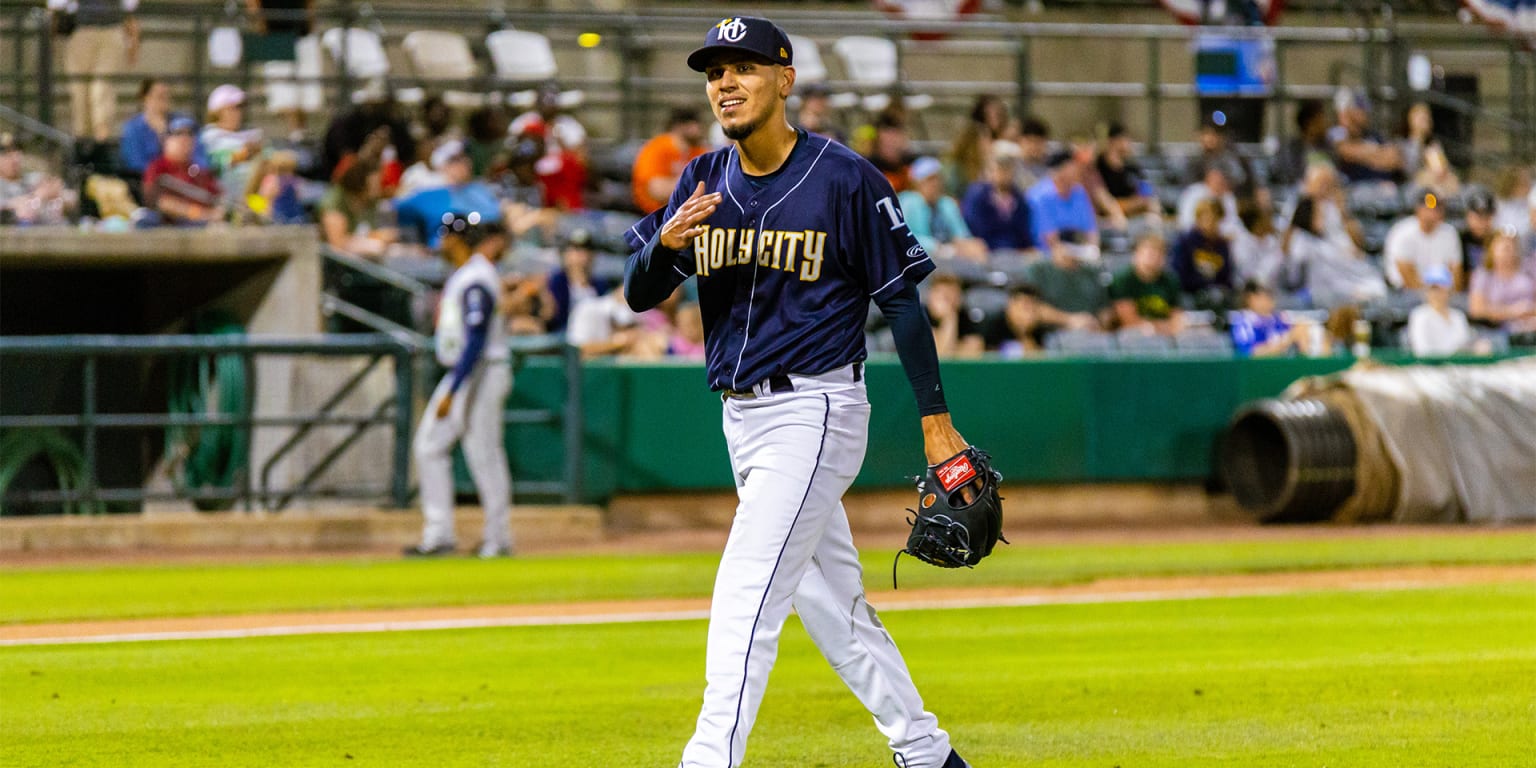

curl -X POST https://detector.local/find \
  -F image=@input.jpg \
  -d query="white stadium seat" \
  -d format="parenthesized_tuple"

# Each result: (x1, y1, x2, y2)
(831, 35, 933, 114)
(402, 30, 486, 109)
(485, 29, 584, 109)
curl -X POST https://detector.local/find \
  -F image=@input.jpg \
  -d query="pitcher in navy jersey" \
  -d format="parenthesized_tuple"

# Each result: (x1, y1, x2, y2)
(623, 16, 976, 768)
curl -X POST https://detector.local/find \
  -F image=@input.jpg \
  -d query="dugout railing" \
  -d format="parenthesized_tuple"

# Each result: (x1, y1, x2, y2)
(0, 332, 585, 514)
(2, 4, 1532, 165)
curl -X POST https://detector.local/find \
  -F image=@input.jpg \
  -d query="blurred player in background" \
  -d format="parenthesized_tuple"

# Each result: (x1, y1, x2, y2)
(406, 211, 514, 558)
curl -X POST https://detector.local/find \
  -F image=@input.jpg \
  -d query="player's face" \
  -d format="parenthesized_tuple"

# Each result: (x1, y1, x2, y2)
(704, 56, 791, 142)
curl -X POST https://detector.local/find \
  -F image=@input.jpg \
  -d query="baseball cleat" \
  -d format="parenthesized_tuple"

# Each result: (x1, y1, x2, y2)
(476, 543, 513, 559)
(942, 749, 971, 768)
(402, 542, 457, 557)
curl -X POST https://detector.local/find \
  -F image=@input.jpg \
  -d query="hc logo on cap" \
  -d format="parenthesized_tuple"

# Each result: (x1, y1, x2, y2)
(716, 17, 748, 42)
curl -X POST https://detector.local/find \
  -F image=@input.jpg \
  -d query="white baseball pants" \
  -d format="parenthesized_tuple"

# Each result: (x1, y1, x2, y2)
(680, 366, 952, 768)
(414, 361, 513, 551)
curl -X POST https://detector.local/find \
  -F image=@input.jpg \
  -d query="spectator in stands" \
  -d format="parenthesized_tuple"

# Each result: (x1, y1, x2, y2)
(669, 302, 707, 360)
(865, 111, 915, 193)
(199, 85, 264, 211)
(1468, 231, 1536, 333)
(948, 95, 1009, 196)
(1283, 196, 1387, 308)
(1176, 165, 1241, 237)
(1328, 89, 1401, 184)
(1171, 198, 1235, 309)
(317, 161, 398, 257)
(1492, 166, 1532, 237)
(1458, 186, 1496, 277)
(1071, 134, 1127, 230)
(923, 273, 985, 357)
(54, 0, 139, 142)
(1406, 264, 1476, 356)
(1229, 280, 1301, 358)
(396, 136, 449, 199)
(465, 105, 511, 179)
(1297, 163, 1366, 254)
(962, 143, 1036, 252)
(143, 117, 222, 226)
(510, 85, 590, 210)
(0, 133, 74, 225)
(496, 137, 558, 243)
(1384, 188, 1462, 291)
(996, 285, 1045, 358)
(794, 84, 845, 144)
(120, 79, 205, 176)
(632, 108, 708, 214)
(1188, 114, 1257, 200)
(1094, 122, 1158, 218)
(1397, 103, 1459, 194)
(1026, 238, 1109, 332)
(500, 270, 556, 336)
(547, 228, 609, 334)
(249, 0, 319, 139)
(1109, 232, 1184, 335)
(413, 94, 456, 145)
(1025, 149, 1098, 252)
(243, 149, 306, 225)
(900, 156, 988, 262)
(1272, 99, 1332, 188)
(1013, 116, 1052, 191)
(1231, 198, 1285, 289)
(393, 140, 503, 249)
(319, 93, 416, 183)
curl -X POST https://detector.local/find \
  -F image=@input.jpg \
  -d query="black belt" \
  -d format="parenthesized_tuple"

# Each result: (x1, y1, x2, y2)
(722, 363, 862, 400)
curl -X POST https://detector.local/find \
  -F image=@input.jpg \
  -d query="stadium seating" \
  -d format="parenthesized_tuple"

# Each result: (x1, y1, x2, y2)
(320, 27, 423, 104)
(830, 36, 934, 115)
(401, 31, 486, 109)
(485, 29, 584, 109)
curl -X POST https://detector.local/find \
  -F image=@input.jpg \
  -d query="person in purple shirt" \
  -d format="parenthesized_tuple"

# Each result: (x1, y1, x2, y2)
(959, 143, 1033, 251)
(1025, 150, 1098, 251)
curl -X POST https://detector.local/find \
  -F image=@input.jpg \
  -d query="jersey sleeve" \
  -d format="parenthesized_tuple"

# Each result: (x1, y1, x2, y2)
(622, 159, 701, 312)
(846, 158, 934, 303)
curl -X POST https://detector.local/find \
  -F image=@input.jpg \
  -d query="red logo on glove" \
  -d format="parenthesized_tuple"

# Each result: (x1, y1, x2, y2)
(935, 454, 977, 492)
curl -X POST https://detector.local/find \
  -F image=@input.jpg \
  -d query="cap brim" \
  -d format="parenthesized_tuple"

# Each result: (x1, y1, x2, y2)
(687, 44, 775, 72)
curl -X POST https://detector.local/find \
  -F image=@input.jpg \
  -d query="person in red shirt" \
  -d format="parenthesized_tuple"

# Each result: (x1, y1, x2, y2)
(143, 116, 222, 225)
(631, 108, 707, 213)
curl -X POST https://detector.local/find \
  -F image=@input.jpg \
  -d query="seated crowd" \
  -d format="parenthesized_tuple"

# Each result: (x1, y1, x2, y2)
(5, 78, 1535, 360)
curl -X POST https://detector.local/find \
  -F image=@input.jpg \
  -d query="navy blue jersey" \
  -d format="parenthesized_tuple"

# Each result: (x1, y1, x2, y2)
(624, 130, 934, 391)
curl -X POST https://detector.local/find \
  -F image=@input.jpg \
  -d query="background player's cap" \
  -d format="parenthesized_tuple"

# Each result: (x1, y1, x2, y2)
(167, 115, 198, 135)
(1421, 263, 1454, 289)
(687, 16, 793, 72)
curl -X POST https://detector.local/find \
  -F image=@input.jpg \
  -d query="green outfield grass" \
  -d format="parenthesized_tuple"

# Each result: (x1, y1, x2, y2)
(2, 529, 1533, 624)
(2, 582, 1532, 767)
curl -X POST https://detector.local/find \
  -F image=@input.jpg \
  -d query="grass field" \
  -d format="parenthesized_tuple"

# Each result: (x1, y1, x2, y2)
(3, 529, 1534, 624)
(2, 530, 1534, 767)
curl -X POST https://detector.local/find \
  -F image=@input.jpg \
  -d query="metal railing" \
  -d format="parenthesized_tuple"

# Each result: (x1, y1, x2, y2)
(0, 330, 586, 513)
(2, 4, 1530, 164)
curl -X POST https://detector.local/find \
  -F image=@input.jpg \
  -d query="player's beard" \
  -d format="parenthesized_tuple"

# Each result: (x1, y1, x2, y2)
(721, 112, 764, 142)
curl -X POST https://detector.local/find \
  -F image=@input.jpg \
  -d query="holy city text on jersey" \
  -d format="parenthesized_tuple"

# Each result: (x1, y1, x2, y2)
(691, 224, 827, 281)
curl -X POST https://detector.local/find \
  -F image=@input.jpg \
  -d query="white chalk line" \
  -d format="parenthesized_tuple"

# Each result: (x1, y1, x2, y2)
(0, 578, 1489, 647)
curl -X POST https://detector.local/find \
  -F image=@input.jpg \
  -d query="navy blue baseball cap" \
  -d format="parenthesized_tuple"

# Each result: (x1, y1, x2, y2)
(687, 16, 793, 72)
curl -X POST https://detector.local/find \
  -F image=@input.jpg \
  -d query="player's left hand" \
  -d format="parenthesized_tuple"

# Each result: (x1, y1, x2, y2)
(436, 394, 454, 420)
(920, 412, 968, 466)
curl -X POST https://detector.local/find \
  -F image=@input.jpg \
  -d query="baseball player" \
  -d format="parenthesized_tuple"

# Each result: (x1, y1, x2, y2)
(623, 17, 975, 768)
(405, 211, 515, 559)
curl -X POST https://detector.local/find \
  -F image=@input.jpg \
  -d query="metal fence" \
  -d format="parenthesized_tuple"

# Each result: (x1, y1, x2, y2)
(2, 4, 1532, 164)
(0, 332, 585, 513)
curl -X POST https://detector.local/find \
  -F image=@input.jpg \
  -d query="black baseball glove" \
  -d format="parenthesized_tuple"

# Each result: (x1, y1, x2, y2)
(894, 447, 1006, 586)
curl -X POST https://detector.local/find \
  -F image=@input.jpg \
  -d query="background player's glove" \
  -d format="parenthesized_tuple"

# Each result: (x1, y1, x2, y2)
(895, 447, 1006, 584)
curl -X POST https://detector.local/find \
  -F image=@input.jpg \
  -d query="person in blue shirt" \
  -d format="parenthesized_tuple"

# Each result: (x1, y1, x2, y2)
(959, 143, 1034, 251)
(119, 78, 208, 175)
(900, 156, 988, 260)
(1026, 150, 1098, 251)
(1230, 280, 1301, 357)
(392, 140, 503, 248)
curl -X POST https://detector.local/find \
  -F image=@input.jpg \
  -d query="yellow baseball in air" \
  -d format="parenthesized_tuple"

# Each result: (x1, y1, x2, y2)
(578, 32, 601, 48)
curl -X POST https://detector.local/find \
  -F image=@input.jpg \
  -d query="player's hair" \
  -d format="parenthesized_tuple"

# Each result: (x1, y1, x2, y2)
(337, 161, 377, 197)
(1133, 231, 1165, 253)
(137, 78, 161, 101)
(1484, 230, 1519, 270)
(1194, 197, 1225, 222)
(667, 108, 701, 129)
(929, 272, 964, 289)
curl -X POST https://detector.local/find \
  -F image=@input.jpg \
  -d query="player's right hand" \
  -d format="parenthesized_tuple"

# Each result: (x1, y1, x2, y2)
(658, 182, 722, 251)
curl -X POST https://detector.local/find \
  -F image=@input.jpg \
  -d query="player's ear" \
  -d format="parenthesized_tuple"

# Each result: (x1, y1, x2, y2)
(779, 65, 796, 98)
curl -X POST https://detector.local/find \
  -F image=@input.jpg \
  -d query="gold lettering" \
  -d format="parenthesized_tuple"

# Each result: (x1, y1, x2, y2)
(709, 228, 726, 271)
(694, 226, 711, 277)
(736, 229, 755, 268)
(779, 230, 805, 273)
(724, 228, 738, 265)
(769, 229, 784, 269)
(757, 230, 775, 267)
(799, 230, 825, 282)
